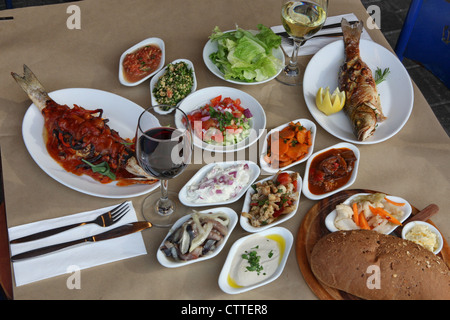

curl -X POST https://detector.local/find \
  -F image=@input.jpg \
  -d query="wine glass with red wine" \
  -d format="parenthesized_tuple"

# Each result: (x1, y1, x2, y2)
(136, 105, 193, 227)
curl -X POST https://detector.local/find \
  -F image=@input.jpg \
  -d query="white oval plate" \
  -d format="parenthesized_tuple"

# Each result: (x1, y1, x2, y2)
(149, 58, 197, 114)
(203, 30, 285, 85)
(176, 86, 266, 153)
(218, 226, 293, 294)
(240, 171, 301, 233)
(179, 161, 260, 207)
(325, 193, 412, 234)
(259, 118, 317, 174)
(156, 207, 238, 268)
(401, 221, 443, 255)
(302, 142, 360, 200)
(118, 37, 165, 86)
(22, 88, 160, 198)
(303, 39, 414, 144)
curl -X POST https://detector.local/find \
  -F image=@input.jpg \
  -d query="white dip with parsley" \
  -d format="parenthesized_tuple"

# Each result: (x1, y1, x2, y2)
(186, 163, 250, 203)
(228, 234, 283, 288)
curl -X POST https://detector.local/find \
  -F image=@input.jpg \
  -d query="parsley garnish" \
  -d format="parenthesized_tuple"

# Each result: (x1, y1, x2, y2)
(120, 141, 134, 146)
(375, 67, 390, 85)
(291, 123, 304, 131)
(242, 250, 264, 275)
(208, 106, 237, 132)
(81, 159, 116, 180)
(241, 246, 275, 276)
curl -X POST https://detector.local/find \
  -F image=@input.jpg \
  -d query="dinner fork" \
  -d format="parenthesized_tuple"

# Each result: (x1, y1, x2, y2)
(10, 201, 130, 244)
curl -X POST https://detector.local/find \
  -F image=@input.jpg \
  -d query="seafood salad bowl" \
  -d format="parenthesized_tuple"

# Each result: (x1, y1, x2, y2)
(157, 207, 238, 268)
(240, 171, 301, 233)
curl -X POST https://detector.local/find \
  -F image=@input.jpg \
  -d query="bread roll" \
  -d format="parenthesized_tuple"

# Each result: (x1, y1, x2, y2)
(310, 229, 450, 300)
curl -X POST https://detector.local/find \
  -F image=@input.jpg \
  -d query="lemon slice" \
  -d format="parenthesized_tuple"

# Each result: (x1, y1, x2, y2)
(316, 87, 346, 115)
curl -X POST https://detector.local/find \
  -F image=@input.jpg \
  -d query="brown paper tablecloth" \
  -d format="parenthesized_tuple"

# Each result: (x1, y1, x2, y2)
(1, 0, 449, 299)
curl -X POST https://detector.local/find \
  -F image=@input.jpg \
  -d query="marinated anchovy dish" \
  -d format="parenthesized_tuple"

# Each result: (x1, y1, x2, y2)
(153, 61, 194, 107)
(242, 172, 299, 227)
(160, 211, 230, 261)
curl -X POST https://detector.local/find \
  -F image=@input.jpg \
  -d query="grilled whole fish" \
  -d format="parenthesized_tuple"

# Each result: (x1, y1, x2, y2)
(11, 64, 157, 185)
(338, 19, 386, 141)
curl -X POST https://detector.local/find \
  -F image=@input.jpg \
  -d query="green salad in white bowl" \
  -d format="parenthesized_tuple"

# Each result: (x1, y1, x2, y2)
(203, 24, 284, 84)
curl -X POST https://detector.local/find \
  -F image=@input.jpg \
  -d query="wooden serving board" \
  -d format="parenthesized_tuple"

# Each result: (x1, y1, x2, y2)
(296, 189, 450, 300)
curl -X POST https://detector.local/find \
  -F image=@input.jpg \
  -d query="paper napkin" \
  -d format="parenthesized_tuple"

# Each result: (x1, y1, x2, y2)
(271, 13, 373, 57)
(8, 201, 148, 286)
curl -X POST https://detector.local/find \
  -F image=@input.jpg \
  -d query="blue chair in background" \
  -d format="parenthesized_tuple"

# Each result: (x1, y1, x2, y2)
(395, 0, 450, 88)
(5, 0, 12, 9)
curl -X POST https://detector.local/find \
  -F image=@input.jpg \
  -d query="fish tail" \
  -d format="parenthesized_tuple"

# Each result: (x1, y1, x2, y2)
(11, 64, 51, 111)
(341, 18, 363, 56)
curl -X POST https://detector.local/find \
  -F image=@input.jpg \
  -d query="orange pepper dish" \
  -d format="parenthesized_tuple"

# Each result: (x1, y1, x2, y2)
(263, 121, 312, 168)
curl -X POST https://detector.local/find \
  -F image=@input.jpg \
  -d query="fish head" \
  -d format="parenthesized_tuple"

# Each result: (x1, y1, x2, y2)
(351, 107, 377, 141)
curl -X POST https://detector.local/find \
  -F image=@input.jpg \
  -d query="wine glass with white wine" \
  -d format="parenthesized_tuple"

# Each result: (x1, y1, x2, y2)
(277, 0, 328, 85)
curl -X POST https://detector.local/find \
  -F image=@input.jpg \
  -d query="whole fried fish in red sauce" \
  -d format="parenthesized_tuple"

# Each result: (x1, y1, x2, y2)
(338, 19, 386, 141)
(11, 64, 157, 186)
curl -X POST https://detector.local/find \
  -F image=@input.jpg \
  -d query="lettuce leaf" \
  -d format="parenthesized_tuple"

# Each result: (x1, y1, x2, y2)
(208, 24, 282, 82)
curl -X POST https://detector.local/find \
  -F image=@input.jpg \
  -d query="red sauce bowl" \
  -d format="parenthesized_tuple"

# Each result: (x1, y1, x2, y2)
(119, 37, 165, 86)
(302, 142, 360, 200)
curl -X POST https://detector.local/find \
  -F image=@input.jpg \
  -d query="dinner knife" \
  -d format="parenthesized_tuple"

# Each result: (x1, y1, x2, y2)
(10, 221, 152, 261)
(275, 20, 357, 38)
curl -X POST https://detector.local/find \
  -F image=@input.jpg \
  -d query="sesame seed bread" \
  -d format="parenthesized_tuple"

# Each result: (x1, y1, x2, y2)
(310, 229, 450, 300)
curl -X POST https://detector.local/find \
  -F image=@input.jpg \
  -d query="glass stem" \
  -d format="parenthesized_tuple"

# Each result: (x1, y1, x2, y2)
(288, 39, 302, 69)
(286, 39, 306, 71)
(160, 179, 169, 198)
(158, 179, 171, 214)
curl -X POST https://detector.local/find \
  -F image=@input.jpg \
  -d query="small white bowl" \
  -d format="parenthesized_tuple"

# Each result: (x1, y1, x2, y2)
(302, 142, 360, 200)
(150, 59, 197, 114)
(240, 171, 301, 233)
(402, 221, 444, 255)
(157, 207, 238, 268)
(178, 160, 260, 207)
(118, 37, 165, 86)
(218, 226, 293, 294)
(325, 193, 412, 234)
(259, 118, 316, 174)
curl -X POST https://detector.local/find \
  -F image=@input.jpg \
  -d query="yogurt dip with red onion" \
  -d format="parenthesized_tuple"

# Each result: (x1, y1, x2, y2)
(186, 163, 250, 203)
